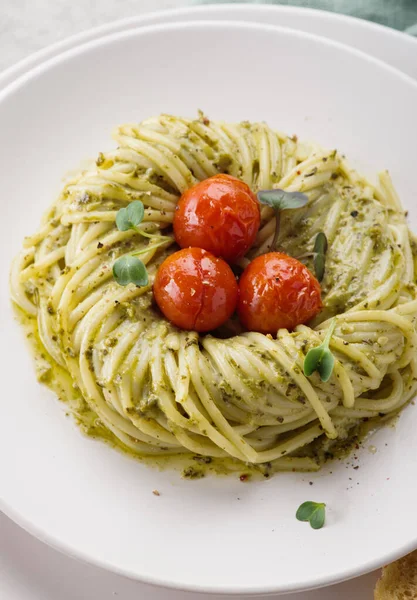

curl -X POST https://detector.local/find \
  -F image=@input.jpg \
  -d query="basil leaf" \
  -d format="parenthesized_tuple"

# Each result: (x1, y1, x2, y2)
(257, 189, 308, 211)
(116, 201, 145, 231)
(112, 256, 149, 287)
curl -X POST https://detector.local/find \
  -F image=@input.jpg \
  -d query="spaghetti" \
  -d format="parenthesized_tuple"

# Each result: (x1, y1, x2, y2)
(11, 114, 417, 476)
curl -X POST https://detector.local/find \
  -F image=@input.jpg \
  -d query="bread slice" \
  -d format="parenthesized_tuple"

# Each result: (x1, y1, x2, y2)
(374, 550, 417, 599)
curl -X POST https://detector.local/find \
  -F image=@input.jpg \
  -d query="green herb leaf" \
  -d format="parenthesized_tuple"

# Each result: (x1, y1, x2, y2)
(295, 501, 318, 521)
(296, 501, 326, 529)
(313, 231, 328, 255)
(112, 256, 149, 287)
(115, 201, 145, 232)
(312, 232, 328, 282)
(257, 189, 308, 252)
(313, 253, 325, 282)
(303, 346, 326, 378)
(310, 507, 326, 529)
(317, 350, 335, 382)
(303, 318, 337, 382)
(257, 189, 308, 211)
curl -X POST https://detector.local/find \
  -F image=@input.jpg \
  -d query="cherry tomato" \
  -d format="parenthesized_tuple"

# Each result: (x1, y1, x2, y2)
(153, 247, 238, 332)
(237, 252, 322, 334)
(173, 174, 260, 263)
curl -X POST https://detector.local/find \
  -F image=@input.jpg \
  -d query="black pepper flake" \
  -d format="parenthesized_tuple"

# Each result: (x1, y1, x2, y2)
(350, 210, 359, 218)
(183, 467, 204, 479)
(193, 455, 212, 464)
(305, 167, 318, 178)
(309, 481, 313, 486)
(97, 242, 104, 249)
(353, 466, 359, 470)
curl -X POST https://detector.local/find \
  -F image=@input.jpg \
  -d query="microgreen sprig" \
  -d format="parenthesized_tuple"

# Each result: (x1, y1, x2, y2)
(112, 200, 171, 287)
(303, 318, 337, 382)
(113, 255, 149, 287)
(257, 189, 308, 252)
(115, 200, 145, 231)
(296, 501, 326, 529)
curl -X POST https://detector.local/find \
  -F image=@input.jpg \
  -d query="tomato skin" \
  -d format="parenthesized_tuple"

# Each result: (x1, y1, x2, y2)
(153, 247, 238, 332)
(173, 174, 260, 263)
(237, 253, 322, 334)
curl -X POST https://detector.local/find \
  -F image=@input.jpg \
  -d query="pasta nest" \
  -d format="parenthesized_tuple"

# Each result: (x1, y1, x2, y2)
(12, 115, 417, 476)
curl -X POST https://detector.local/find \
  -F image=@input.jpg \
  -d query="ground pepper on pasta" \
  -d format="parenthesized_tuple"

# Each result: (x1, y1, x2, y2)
(10, 114, 417, 477)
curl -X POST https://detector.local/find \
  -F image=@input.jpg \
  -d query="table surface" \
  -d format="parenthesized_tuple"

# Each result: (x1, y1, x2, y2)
(0, 0, 181, 71)
(0, 1, 399, 598)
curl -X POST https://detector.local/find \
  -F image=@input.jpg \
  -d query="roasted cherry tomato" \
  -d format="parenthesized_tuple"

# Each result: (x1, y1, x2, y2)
(173, 174, 260, 263)
(153, 247, 238, 332)
(237, 252, 322, 334)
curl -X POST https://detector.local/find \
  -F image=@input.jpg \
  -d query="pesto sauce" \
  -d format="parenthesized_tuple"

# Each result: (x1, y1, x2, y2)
(14, 304, 276, 479)
(15, 302, 396, 480)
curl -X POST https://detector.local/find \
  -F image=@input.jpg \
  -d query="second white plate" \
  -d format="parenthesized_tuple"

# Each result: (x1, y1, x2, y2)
(0, 3, 416, 91)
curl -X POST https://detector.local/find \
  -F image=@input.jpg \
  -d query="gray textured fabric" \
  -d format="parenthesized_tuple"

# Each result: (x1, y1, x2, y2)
(0, 0, 183, 71)
(195, 0, 417, 34)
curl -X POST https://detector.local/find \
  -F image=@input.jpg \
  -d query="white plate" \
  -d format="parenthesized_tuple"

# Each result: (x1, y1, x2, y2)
(0, 512, 380, 600)
(0, 8, 414, 600)
(0, 4, 416, 90)
(1, 21, 417, 595)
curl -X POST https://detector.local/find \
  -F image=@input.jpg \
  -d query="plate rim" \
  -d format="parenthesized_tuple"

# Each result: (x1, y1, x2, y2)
(0, 3, 416, 91)
(1, 18, 417, 595)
